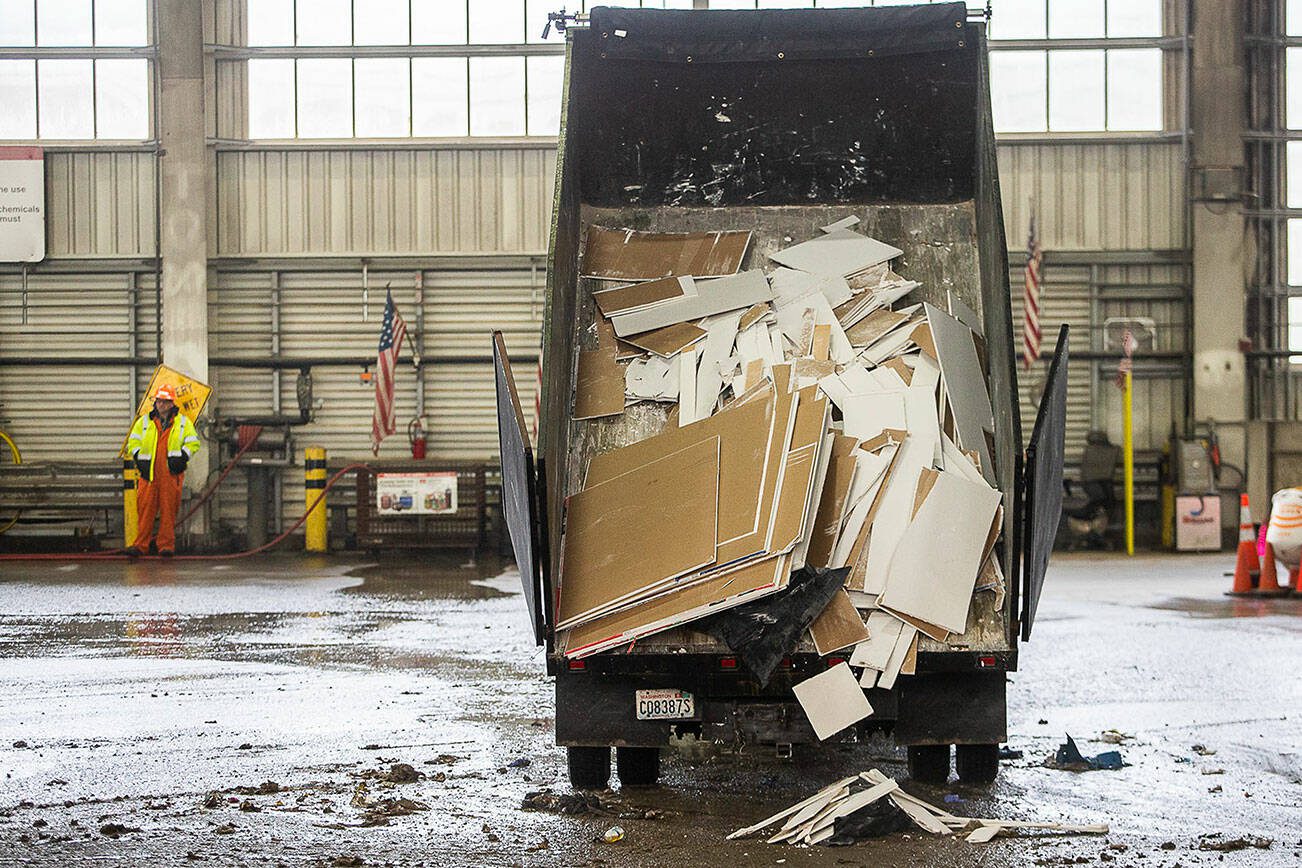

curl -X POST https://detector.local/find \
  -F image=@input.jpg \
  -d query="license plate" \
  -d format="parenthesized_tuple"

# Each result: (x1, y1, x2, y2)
(635, 689, 696, 720)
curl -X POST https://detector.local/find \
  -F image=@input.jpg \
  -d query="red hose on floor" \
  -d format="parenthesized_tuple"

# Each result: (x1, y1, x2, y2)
(0, 463, 370, 562)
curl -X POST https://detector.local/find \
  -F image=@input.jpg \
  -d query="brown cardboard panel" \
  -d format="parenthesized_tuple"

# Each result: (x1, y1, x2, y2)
(592, 275, 686, 316)
(581, 226, 752, 281)
(587, 383, 777, 554)
(556, 437, 721, 627)
(573, 350, 626, 420)
(810, 589, 872, 656)
(911, 321, 937, 360)
(623, 322, 708, 358)
(738, 302, 771, 331)
(846, 308, 907, 347)
(767, 388, 830, 553)
(562, 555, 788, 657)
(805, 435, 861, 568)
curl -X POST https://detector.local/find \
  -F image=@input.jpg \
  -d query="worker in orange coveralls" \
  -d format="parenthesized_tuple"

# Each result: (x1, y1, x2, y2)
(124, 385, 201, 558)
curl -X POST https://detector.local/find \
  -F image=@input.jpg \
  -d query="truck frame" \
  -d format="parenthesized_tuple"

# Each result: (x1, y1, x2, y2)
(493, 2, 1068, 789)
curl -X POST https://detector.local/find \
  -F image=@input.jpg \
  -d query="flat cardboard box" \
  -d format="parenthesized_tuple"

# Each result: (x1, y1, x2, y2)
(581, 226, 751, 281)
(556, 437, 721, 628)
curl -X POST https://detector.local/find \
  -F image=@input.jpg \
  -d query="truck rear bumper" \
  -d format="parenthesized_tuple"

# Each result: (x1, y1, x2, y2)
(555, 662, 1007, 749)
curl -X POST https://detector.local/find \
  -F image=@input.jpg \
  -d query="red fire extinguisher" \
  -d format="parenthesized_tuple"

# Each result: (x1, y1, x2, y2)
(408, 418, 427, 460)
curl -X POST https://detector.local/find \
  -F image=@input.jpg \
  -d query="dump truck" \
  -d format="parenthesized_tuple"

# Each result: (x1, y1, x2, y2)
(493, 2, 1069, 788)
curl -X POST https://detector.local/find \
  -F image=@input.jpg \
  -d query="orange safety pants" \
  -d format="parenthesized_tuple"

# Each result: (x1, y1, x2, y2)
(133, 469, 184, 553)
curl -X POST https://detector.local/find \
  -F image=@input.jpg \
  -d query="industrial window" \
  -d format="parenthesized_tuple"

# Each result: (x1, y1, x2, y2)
(243, 0, 577, 138)
(0, 0, 151, 140)
(988, 0, 1165, 134)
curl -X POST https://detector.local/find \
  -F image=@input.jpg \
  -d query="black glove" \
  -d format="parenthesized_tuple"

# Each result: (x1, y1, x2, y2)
(167, 454, 189, 475)
(135, 458, 151, 479)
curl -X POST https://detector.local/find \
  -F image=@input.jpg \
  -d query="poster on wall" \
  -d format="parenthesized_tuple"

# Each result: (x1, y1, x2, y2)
(376, 471, 458, 515)
(0, 147, 44, 263)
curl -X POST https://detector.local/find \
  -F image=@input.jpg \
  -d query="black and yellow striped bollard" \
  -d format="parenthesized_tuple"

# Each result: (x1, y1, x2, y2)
(122, 458, 139, 547)
(305, 446, 327, 552)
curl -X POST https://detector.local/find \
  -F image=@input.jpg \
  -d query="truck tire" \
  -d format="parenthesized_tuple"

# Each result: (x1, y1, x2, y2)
(955, 743, 999, 784)
(567, 746, 611, 789)
(907, 744, 951, 784)
(616, 746, 660, 786)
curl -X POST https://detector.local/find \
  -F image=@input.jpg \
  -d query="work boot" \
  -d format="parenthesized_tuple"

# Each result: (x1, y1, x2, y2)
(123, 547, 141, 559)
(159, 550, 174, 559)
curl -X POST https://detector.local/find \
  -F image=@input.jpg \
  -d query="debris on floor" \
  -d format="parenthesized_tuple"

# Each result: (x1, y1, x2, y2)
(555, 219, 1009, 738)
(1044, 735, 1125, 771)
(1196, 833, 1272, 851)
(727, 768, 1108, 846)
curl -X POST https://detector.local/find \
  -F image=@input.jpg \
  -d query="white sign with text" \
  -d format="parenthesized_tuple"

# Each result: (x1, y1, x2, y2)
(0, 147, 45, 263)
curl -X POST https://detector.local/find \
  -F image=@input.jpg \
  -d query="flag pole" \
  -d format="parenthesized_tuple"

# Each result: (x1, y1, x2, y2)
(1124, 369, 1134, 556)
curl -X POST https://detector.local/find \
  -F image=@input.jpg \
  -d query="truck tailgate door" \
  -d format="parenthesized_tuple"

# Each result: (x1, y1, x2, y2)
(1021, 324, 1069, 641)
(492, 332, 546, 646)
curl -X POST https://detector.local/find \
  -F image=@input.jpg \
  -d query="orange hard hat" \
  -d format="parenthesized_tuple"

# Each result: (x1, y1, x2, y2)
(154, 384, 177, 402)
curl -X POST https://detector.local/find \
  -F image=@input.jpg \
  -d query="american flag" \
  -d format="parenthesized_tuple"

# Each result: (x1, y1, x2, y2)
(370, 290, 408, 455)
(1022, 212, 1043, 370)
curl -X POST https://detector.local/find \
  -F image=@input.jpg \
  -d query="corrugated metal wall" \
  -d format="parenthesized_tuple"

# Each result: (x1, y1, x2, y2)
(44, 152, 158, 258)
(214, 148, 556, 256)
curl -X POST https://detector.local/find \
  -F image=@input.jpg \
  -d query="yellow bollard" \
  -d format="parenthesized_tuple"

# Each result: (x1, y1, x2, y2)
(305, 446, 328, 552)
(1123, 369, 1134, 556)
(122, 458, 139, 548)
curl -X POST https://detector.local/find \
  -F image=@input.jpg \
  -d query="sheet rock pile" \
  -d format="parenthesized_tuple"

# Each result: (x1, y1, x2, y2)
(560, 218, 1005, 740)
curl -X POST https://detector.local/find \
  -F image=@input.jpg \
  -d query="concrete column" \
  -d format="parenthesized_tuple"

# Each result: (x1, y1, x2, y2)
(157, 0, 210, 494)
(1190, 0, 1248, 483)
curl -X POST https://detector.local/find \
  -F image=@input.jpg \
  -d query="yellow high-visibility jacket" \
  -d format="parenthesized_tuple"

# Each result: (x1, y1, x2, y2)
(126, 411, 201, 481)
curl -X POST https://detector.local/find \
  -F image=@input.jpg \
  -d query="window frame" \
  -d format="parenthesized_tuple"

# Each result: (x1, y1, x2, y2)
(0, 0, 156, 143)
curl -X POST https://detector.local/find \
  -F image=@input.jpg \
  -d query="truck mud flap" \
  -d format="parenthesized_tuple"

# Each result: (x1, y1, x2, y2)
(894, 672, 1007, 746)
(1021, 324, 1070, 641)
(492, 332, 549, 647)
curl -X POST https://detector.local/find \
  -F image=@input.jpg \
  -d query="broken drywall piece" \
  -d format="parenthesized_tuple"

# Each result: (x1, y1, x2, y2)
(623, 321, 708, 358)
(625, 354, 681, 402)
(774, 292, 854, 364)
(771, 267, 854, 310)
(849, 610, 906, 671)
(876, 624, 918, 690)
(842, 390, 907, 442)
(845, 308, 908, 348)
(611, 269, 773, 337)
(581, 226, 751, 281)
(792, 661, 873, 740)
(679, 346, 700, 427)
(769, 227, 902, 279)
(809, 589, 872, 656)
(821, 215, 861, 233)
(694, 310, 744, 419)
(556, 437, 721, 629)
(877, 470, 1002, 635)
(923, 302, 996, 484)
(947, 290, 983, 336)
(592, 275, 689, 317)
(573, 349, 626, 420)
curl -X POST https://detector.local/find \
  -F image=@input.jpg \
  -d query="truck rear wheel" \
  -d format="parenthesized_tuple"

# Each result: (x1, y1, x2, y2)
(616, 746, 660, 786)
(567, 746, 611, 789)
(955, 743, 999, 784)
(906, 744, 951, 784)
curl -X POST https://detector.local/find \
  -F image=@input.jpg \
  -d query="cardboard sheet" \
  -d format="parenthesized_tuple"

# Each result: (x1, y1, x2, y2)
(877, 469, 1002, 635)
(581, 226, 751, 281)
(556, 437, 722, 628)
(809, 589, 871, 656)
(769, 227, 902, 279)
(592, 275, 689, 316)
(573, 349, 626, 420)
(624, 321, 707, 358)
(611, 270, 773, 337)
(793, 661, 874, 740)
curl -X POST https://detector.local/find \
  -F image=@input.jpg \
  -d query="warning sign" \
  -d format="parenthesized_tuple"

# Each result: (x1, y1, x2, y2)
(0, 146, 44, 263)
(118, 365, 214, 457)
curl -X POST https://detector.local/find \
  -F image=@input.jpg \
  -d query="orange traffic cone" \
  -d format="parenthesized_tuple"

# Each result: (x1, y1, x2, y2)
(1258, 541, 1284, 595)
(1228, 493, 1260, 596)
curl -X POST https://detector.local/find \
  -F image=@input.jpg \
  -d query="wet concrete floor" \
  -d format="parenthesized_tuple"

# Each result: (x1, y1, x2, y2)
(0, 552, 1298, 867)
